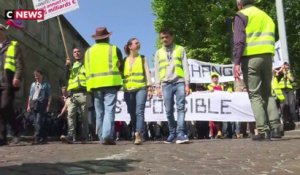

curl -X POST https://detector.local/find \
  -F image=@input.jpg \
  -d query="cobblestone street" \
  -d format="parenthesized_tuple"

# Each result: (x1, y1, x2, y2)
(1, 132, 300, 175)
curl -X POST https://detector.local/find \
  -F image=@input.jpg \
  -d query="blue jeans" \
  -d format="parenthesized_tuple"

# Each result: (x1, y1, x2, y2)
(162, 82, 186, 136)
(124, 88, 147, 133)
(33, 111, 47, 140)
(93, 88, 118, 141)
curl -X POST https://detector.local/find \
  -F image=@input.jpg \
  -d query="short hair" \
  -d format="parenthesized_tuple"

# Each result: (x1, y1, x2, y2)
(159, 28, 173, 36)
(237, 0, 254, 6)
(34, 69, 44, 75)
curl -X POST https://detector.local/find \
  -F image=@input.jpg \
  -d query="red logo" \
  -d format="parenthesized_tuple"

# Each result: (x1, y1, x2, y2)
(5, 10, 44, 20)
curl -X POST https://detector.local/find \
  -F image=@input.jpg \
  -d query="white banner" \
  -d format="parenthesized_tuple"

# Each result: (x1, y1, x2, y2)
(32, 0, 79, 22)
(115, 91, 255, 122)
(188, 59, 234, 83)
(273, 40, 284, 69)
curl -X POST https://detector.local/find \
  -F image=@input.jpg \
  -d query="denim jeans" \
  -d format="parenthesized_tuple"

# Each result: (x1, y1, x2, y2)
(93, 88, 118, 141)
(162, 82, 186, 136)
(124, 88, 147, 133)
(33, 111, 47, 140)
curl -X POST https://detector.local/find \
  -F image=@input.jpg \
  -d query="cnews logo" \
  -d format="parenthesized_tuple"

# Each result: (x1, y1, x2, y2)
(5, 10, 44, 20)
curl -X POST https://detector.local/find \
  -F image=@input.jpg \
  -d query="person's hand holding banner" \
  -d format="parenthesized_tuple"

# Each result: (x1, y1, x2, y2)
(234, 64, 241, 82)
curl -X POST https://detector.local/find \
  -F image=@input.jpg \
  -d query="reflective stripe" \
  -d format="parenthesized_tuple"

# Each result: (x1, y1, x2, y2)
(6, 55, 15, 59)
(246, 41, 275, 47)
(86, 71, 121, 80)
(124, 79, 145, 83)
(87, 49, 91, 75)
(109, 46, 112, 72)
(159, 66, 168, 72)
(175, 64, 183, 68)
(124, 73, 144, 78)
(246, 32, 275, 38)
(159, 59, 167, 64)
(5, 58, 16, 64)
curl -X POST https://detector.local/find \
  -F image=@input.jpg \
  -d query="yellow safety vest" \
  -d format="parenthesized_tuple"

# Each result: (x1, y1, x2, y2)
(278, 72, 293, 89)
(225, 86, 233, 92)
(67, 61, 86, 91)
(84, 43, 122, 92)
(157, 45, 184, 80)
(239, 6, 275, 56)
(4, 41, 17, 72)
(123, 55, 146, 91)
(272, 77, 285, 101)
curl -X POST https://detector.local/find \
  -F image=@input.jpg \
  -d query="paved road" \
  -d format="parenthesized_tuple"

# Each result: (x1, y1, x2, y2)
(1, 136, 300, 175)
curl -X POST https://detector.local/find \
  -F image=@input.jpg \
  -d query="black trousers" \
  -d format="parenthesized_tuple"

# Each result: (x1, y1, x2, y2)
(281, 89, 297, 122)
(0, 87, 19, 144)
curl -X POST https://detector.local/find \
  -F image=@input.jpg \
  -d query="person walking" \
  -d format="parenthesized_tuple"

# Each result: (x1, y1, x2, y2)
(0, 25, 24, 146)
(84, 27, 123, 145)
(60, 47, 89, 144)
(123, 38, 152, 145)
(154, 28, 190, 144)
(233, 0, 282, 141)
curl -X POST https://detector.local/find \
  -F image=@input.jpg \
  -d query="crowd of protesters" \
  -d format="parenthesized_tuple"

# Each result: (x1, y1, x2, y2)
(1, 0, 300, 146)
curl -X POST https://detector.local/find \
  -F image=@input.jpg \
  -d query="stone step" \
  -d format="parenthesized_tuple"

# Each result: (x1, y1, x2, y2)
(295, 122, 300, 130)
(283, 122, 300, 138)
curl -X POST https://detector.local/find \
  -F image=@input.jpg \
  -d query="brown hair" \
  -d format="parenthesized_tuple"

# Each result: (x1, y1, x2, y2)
(124, 38, 137, 55)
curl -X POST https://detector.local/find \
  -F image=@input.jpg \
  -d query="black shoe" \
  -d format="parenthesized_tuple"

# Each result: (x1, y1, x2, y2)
(271, 128, 282, 139)
(102, 139, 116, 145)
(252, 132, 271, 141)
(60, 135, 74, 144)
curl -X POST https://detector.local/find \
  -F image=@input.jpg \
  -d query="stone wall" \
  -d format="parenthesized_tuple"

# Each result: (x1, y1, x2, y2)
(0, 0, 89, 112)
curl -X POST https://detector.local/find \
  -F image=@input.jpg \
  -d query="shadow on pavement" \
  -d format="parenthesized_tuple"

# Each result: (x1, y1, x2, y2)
(0, 159, 139, 175)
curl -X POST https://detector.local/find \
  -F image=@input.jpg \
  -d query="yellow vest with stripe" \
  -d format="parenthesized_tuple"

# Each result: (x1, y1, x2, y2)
(85, 43, 122, 92)
(272, 77, 285, 101)
(5, 41, 18, 72)
(67, 61, 86, 91)
(157, 45, 184, 80)
(123, 55, 146, 91)
(278, 72, 293, 89)
(239, 6, 275, 56)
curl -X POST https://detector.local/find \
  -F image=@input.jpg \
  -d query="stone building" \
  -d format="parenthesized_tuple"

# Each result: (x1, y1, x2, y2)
(0, 0, 89, 112)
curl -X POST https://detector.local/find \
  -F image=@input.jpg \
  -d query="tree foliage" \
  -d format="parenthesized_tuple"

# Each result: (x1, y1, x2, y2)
(152, 0, 300, 78)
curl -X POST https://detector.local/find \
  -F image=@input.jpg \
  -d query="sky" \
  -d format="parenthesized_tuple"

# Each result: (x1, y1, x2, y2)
(64, 0, 157, 67)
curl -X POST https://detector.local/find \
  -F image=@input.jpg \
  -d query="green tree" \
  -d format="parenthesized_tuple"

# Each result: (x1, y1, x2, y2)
(152, 0, 236, 64)
(152, 0, 300, 82)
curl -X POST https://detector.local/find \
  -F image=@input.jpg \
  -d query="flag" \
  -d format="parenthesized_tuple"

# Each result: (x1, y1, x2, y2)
(6, 19, 24, 29)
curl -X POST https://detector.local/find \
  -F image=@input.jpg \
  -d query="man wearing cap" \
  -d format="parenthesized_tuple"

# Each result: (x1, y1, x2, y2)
(233, 0, 282, 140)
(84, 27, 123, 145)
(0, 24, 24, 145)
(154, 28, 190, 144)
